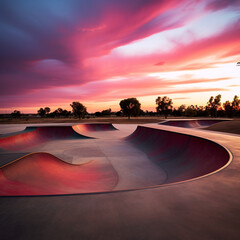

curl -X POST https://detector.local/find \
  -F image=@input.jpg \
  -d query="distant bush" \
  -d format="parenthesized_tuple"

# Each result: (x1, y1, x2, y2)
(11, 110, 22, 118)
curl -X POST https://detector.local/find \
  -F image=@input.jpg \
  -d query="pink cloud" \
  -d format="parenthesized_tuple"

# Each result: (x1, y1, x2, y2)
(87, 19, 240, 80)
(1, 0, 239, 112)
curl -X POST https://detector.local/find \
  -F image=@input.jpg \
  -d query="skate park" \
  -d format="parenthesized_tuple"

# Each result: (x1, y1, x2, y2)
(0, 120, 239, 239)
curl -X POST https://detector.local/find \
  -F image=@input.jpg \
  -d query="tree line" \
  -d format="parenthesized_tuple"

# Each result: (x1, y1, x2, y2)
(10, 95, 240, 119)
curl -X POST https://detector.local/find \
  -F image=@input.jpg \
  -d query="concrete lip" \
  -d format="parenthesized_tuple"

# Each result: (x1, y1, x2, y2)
(0, 123, 231, 196)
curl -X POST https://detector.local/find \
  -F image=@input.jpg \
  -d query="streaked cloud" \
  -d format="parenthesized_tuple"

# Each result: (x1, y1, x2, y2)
(0, 0, 239, 112)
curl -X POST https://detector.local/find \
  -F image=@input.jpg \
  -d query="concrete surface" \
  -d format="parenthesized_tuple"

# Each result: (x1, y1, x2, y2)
(159, 119, 230, 128)
(0, 123, 239, 239)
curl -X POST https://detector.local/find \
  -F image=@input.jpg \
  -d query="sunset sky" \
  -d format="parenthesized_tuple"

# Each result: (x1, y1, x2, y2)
(0, 0, 239, 113)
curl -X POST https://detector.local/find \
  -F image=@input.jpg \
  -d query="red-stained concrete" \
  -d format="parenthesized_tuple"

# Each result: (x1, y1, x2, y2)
(73, 123, 118, 132)
(0, 124, 231, 195)
(159, 119, 228, 128)
(125, 126, 230, 184)
(0, 126, 90, 151)
(0, 152, 117, 196)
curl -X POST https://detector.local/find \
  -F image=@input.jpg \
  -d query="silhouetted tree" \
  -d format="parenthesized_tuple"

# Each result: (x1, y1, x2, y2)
(172, 104, 185, 116)
(232, 95, 240, 116)
(145, 111, 156, 116)
(61, 110, 71, 117)
(223, 101, 233, 118)
(139, 109, 146, 116)
(50, 108, 61, 117)
(217, 107, 225, 117)
(115, 111, 122, 117)
(94, 111, 102, 117)
(37, 108, 46, 117)
(101, 108, 112, 116)
(94, 109, 112, 117)
(207, 94, 221, 117)
(156, 96, 173, 119)
(232, 95, 240, 106)
(172, 108, 180, 117)
(11, 110, 21, 118)
(196, 106, 208, 117)
(178, 104, 186, 115)
(70, 102, 87, 119)
(223, 95, 240, 118)
(44, 107, 51, 115)
(185, 105, 198, 117)
(56, 108, 63, 116)
(119, 98, 141, 119)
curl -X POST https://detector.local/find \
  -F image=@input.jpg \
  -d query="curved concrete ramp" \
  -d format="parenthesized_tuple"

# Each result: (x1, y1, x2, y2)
(0, 125, 231, 196)
(73, 123, 118, 133)
(126, 126, 230, 184)
(0, 152, 117, 196)
(0, 126, 91, 151)
(159, 119, 228, 128)
(1, 126, 37, 138)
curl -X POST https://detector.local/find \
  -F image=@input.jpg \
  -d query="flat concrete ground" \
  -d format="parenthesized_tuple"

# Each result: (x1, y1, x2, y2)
(0, 123, 239, 240)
